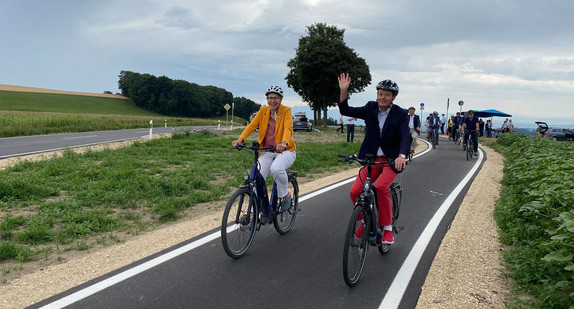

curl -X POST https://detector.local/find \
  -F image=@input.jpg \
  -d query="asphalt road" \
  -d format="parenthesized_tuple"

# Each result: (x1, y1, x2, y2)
(26, 135, 484, 309)
(0, 126, 219, 159)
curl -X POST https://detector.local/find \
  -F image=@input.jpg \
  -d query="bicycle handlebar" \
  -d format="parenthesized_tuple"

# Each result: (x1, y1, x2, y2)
(338, 154, 394, 166)
(234, 142, 276, 152)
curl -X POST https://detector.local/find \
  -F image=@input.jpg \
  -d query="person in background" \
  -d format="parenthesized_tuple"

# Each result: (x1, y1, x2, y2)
(424, 113, 432, 141)
(440, 113, 447, 134)
(501, 118, 510, 133)
(407, 107, 421, 156)
(428, 111, 441, 146)
(508, 119, 515, 132)
(479, 118, 485, 137)
(447, 115, 454, 139)
(337, 115, 345, 133)
(451, 112, 463, 141)
(486, 119, 492, 137)
(232, 86, 296, 223)
(461, 110, 479, 156)
(347, 116, 356, 142)
(337, 73, 411, 245)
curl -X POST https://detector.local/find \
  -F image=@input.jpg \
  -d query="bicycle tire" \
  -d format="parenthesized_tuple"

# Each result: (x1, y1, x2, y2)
(273, 177, 299, 234)
(343, 205, 371, 287)
(221, 188, 257, 259)
(432, 131, 437, 150)
(466, 144, 471, 161)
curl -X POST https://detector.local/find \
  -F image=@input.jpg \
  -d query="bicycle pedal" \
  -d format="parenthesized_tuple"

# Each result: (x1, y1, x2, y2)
(394, 226, 404, 234)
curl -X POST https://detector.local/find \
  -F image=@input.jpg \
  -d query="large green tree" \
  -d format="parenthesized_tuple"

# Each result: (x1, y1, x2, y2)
(286, 23, 371, 127)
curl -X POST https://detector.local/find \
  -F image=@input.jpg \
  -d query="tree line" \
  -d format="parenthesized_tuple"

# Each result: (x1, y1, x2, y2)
(117, 71, 260, 120)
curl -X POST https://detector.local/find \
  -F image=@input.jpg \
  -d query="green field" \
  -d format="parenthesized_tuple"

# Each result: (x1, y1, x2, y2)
(0, 90, 156, 116)
(0, 90, 227, 137)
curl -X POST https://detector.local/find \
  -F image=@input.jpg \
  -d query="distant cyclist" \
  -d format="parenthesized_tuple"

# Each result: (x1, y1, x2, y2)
(232, 86, 296, 221)
(450, 112, 463, 141)
(428, 111, 441, 146)
(337, 73, 411, 245)
(461, 110, 479, 156)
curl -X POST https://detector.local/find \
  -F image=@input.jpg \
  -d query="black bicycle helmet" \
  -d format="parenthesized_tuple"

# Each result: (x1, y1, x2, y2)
(376, 79, 399, 96)
(265, 85, 283, 97)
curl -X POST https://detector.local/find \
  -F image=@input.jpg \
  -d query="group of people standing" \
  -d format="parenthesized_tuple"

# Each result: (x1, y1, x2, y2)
(337, 115, 357, 143)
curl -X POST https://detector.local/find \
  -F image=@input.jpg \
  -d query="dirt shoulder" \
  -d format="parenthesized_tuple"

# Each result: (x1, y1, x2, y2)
(0, 138, 510, 308)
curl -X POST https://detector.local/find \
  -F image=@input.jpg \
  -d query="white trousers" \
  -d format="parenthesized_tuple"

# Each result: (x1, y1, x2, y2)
(258, 150, 296, 198)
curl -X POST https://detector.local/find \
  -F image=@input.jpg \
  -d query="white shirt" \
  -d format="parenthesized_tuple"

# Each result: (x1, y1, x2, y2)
(376, 107, 390, 156)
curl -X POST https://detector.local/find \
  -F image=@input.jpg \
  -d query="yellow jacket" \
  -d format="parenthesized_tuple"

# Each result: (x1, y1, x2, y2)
(240, 104, 296, 151)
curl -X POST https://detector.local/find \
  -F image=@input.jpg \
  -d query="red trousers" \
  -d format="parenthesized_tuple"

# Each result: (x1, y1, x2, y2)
(349, 157, 398, 226)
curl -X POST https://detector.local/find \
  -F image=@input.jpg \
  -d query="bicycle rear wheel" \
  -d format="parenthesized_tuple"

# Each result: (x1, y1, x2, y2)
(274, 177, 299, 234)
(221, 188, 257, 259)
(343, 205, 371, 287)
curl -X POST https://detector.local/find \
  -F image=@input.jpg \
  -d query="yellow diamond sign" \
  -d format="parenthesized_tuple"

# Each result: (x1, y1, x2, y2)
(224, 104, 231, 110)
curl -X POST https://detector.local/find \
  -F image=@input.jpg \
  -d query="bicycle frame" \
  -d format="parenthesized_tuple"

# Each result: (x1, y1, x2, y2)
(247, 158, 278, 219)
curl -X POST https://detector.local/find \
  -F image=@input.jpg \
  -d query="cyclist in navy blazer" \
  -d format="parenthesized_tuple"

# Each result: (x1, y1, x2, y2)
(337, 73, 411, 245)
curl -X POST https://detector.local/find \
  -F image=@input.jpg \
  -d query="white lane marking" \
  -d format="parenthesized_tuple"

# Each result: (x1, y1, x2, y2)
(379, 148, 484, 309)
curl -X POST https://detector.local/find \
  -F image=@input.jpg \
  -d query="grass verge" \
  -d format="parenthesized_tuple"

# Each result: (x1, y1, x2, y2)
(0, 130, 357, 279)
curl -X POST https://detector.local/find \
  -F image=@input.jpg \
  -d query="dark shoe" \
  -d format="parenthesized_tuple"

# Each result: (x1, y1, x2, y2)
(280, 196, 292, 211)
(260, 212, 272, 224)
(474, 151, 478, 156)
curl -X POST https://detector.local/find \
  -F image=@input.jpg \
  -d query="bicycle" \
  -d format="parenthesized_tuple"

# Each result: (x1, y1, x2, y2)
(429, 128, 438, 150)
(453, 127, 462, 145)
(338, 154, 403, 287)
(221, 142, 299, 259)
(464, 130, 478, 161)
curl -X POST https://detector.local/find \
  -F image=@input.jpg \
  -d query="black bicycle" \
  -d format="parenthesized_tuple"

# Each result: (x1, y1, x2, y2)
(221, 142, 299, 259)
(338, 154, 403, 287)
(465, 130, 478, 161)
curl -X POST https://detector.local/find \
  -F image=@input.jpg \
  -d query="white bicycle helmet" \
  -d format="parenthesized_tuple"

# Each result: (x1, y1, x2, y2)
(376, 80, 399, 96)
(265, 85, 283, 97)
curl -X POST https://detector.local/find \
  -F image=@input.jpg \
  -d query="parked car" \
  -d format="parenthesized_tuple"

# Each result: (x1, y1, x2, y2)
(537, 122, 574, 141)
(545, 128, 574, 141)
(293, 113, 313, 132)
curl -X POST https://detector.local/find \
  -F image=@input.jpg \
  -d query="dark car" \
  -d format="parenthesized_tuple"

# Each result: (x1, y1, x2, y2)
(545, 128, 574, 141)
(293, 116, 313, 132)
(538, 122, 574, 141)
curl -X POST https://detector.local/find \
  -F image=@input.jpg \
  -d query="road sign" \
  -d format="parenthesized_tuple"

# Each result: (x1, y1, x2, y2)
(458, 100, 464, 106)
(420, 106, 424, 111)
(224, 104, 231, 110)
(420, 103, 424, 107)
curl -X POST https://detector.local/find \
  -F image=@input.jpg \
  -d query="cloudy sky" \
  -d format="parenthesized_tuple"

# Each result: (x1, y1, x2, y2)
(1, 0, 573, 127)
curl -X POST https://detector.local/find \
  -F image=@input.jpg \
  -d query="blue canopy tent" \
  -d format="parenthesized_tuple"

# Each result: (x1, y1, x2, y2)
(472, 109, 512, 118)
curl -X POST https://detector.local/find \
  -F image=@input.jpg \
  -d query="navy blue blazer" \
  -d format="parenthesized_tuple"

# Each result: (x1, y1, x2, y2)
(338, 99, 412, 161)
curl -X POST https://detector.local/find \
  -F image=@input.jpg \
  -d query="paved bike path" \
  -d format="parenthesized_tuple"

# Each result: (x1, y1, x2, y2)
(31, 138, 484, 309)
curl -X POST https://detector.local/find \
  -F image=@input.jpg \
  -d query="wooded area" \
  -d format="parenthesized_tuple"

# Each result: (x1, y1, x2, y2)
(117, 71, 260, 120)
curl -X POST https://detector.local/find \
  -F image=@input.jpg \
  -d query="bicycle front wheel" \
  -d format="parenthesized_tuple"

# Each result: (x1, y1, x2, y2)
(273, 177, 299, 234)
(343, 205, 371, 287)
(221, 188, 257, 259)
